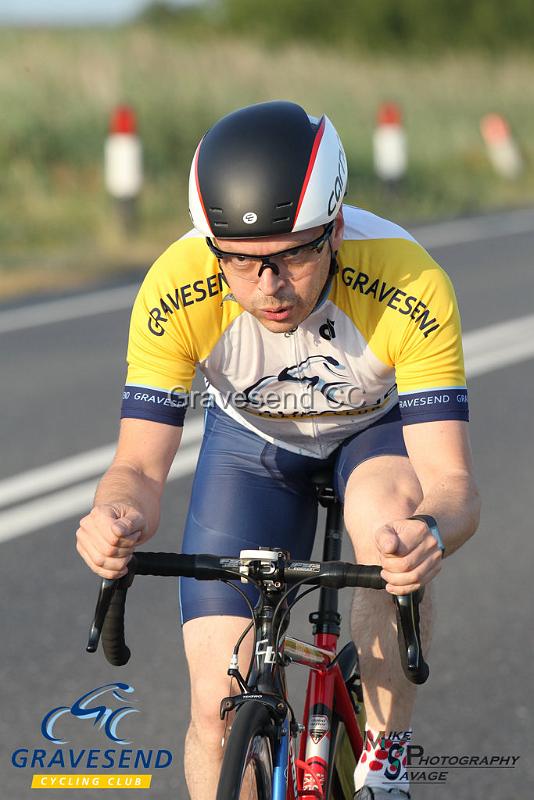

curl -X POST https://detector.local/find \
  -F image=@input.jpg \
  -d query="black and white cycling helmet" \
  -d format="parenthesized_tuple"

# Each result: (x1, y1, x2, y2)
(189, 100, 348, 238)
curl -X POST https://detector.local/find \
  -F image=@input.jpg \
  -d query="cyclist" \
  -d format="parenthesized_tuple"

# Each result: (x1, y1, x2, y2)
(76, 101, 480, 800)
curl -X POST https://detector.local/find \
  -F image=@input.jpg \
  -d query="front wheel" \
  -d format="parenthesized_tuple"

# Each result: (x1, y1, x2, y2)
(328, 720, 358, 799)
(216, 701, 275, 800)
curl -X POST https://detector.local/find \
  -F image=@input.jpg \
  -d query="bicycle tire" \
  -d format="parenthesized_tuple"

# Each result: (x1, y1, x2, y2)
(216, 700, 275, 800)
(328, 719, 356, 799)
(328, 676, 366, 799)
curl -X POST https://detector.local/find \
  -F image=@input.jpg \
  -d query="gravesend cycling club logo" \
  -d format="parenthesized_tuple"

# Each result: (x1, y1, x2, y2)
(11, 682, 173, 791)
(41, 682, 138, 745)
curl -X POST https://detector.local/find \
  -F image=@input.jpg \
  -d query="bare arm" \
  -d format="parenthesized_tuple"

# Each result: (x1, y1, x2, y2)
(403, 419, 481, 555)
(376, 420, 481, 594)
(76, 418, 183, 579)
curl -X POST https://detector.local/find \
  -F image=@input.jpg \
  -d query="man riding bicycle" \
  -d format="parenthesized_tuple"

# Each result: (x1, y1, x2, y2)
(76, 101, 480, 800)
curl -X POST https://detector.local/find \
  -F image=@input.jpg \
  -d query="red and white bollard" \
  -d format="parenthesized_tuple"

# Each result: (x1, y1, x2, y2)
(373, 102, 407, 186)
(104, 105, 143, 234)
(480, 113, 523, 179)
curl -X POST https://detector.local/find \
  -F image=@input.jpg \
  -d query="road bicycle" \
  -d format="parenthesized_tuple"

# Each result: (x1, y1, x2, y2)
(87, 469, 429, 798)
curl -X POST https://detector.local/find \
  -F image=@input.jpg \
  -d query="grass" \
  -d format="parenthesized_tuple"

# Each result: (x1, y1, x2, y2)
(1, 24, 534, 297)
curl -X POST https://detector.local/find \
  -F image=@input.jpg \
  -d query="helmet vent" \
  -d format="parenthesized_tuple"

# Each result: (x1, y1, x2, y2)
(276, 201, 293, 209)
(213, 221, 228, 228)
(273, 216, 291, 224)
(209, 207, 223, 214)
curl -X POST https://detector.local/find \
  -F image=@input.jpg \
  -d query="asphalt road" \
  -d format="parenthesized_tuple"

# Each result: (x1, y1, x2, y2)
(1, 211, 533, 799)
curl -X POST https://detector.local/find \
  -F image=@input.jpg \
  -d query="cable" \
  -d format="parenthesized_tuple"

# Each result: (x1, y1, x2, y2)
(221, 567, 322, 690)
(274, 583, 321, 659)
(232, 619, 254, 655)
(273, 576, 312, 623)
(219, 578, 260, 685)
(220, 576, 258, 616)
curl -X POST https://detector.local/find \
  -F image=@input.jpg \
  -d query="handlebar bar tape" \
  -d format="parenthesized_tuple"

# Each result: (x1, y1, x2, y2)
(393, 591, 430, 685)
(86, 573, 133, 666)
(342, 564, 387, 589)
(101, 583, 131, 666)
(132, 552, 238, 579)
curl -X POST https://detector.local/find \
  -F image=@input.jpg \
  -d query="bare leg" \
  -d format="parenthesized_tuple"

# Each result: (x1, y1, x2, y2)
(343, 455, 433, 732)
(183, 616, 253, 800)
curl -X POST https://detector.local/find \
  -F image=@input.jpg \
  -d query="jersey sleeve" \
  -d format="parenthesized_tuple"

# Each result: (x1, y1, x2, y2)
(337, 236, 469, 426)
(392, 251, 469, 425)
(120, 249, 197, 427)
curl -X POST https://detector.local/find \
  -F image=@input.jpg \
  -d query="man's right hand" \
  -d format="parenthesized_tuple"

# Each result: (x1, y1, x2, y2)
(76, 504, 147, 580)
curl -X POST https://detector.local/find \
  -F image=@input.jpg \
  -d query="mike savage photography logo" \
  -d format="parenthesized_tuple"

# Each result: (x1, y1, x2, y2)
(11, 682, 173, 790)
(363, 730, 521, 786)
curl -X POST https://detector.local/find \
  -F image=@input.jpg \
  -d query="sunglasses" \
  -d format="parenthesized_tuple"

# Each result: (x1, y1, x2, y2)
(205, 222, 334, 283)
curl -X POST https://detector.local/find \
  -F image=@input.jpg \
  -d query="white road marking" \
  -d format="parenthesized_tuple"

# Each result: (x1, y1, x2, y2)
(0, 284, 137, 335)
(414, 207, 534, 249)
(464, 314, 534, 377)
(0, 416, 205, 510)
(1, 208, 534, 335)
(0, 445, 200, 544)
(0, 444, 116, 510)
(0, 313, 533, 543)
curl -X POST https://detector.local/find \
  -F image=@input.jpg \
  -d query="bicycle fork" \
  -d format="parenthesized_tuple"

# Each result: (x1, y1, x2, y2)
(273, 715, 299, 800)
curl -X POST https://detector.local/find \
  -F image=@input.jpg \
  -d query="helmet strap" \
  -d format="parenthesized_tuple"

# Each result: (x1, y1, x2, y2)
(308, 247, 338, 316)
(328, 249, 339, 277)
(218, 265, 229, 286)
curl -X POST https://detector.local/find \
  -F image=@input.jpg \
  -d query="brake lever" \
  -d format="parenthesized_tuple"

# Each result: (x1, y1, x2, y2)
(87, 578, 117, 653)
(393, 589, 430, 685)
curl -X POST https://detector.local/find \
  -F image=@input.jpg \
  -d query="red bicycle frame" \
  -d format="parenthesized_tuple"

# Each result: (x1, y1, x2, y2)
(282, 482, 365, 799)
(281, 632, 363, 798)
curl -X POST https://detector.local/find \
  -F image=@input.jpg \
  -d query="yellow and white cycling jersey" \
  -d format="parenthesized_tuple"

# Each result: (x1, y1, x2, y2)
(121, 205, 468, 458)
